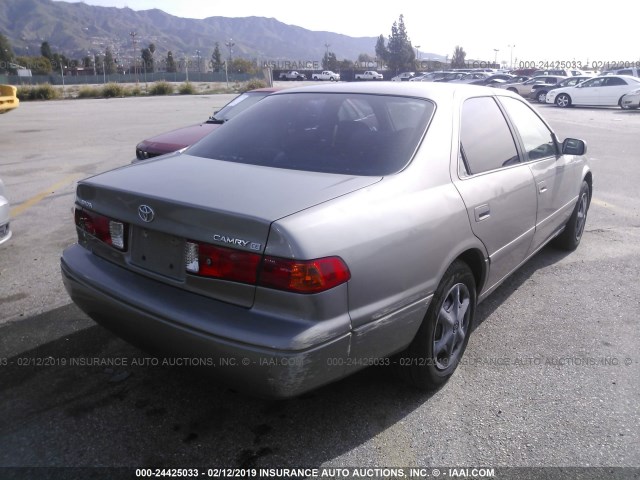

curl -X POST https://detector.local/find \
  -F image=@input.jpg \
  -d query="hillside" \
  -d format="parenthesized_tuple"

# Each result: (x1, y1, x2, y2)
(0, 0, 444, 65)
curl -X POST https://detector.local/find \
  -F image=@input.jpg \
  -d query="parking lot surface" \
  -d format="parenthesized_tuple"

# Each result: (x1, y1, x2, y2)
(0, 94, 639, 472)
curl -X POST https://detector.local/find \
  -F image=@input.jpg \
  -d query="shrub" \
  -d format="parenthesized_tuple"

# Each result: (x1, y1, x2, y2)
(178, 82, 196, 95)
(102, 83, 125, 98)
(127, 85, 143, 97)
(33, 83, 59, 100)
(77, 86, 102, 98)
(148, 81, 174, 95)
(16, 85, 33, 101)
(16, 83, 60, 101)
(239, 79, 267, 92)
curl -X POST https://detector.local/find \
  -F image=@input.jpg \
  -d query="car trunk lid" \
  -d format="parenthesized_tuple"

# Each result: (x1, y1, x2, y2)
(76, 154, 381, 307)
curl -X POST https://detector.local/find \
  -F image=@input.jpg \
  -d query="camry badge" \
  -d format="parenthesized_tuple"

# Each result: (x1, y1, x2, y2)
(138, 204, 155, 223)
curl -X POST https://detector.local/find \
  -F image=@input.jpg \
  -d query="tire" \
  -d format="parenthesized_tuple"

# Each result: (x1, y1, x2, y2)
(536, 90, 548, 103)
(553, 180, 590, 251)
(555, 93, 571, 108)
(396, 260, 476, 391)
(329, 77, 335, 81)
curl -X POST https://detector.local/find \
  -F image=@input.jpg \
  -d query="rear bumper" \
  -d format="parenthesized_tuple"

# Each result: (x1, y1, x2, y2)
(61, 245, 352, 398)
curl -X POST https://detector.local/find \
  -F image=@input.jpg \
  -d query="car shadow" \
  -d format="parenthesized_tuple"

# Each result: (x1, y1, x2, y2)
(0, 245, 571, 469)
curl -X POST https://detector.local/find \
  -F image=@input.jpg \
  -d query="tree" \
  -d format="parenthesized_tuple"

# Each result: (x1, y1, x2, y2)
(386, 15, 415, 73)
(141, 44, 154, 72)
(229, 58, 256, 74)
(15, 55, 52, 74)
(1, 33, 14, 71)
(210, 42, 223, 72)
(166, 51, 177, 73)
(451, 46, 466, 68)
(374, 34, 388, 66)
(40, 41, 52, 60)
(322, 51, 338, 71)
(357, 53, 375, 67)
(104, 47, 116, 75)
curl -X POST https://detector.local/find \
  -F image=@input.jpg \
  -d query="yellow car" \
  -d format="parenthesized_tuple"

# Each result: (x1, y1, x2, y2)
(0, 84, 19, 114)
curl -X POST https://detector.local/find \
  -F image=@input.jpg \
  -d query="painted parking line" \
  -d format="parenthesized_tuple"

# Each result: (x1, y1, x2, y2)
(10, 174, 81, 217)
(591, 198, 618, 210)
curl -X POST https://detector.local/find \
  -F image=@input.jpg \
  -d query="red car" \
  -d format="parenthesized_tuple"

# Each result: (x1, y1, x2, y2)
(135, 88, 279, 161)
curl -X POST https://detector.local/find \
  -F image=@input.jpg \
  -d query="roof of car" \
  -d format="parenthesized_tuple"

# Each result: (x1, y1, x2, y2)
(272, 81, 522, 100)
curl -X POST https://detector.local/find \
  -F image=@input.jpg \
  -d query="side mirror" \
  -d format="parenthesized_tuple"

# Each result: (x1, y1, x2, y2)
(562, 138, 587, 156)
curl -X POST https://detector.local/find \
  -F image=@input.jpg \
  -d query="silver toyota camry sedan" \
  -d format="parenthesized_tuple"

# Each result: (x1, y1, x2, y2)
(61, 82, 591, 398)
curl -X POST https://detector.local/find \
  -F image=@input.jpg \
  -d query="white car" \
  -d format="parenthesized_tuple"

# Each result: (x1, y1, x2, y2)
(546, 75, 640, 107)
(0, 177, 11, 245)
(391, 72, 415, 81)
(620, 88, 640, 110)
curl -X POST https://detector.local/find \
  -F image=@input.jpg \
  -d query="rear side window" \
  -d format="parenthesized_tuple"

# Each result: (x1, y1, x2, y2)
(460, 97, 519, 175)
(499, 97, 556, 161)
(188, 93, 434, 176)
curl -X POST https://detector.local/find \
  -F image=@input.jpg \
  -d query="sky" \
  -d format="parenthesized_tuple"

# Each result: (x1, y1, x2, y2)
(61, 0, 640, 68)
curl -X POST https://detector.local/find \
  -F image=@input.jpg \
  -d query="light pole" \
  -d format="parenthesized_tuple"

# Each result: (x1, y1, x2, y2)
(493, 49, 499, 67)
(415, 45, 421, 69)
(508, 44, 515, 69)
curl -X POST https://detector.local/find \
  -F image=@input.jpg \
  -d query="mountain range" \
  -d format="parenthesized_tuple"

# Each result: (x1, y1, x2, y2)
(0, 0, 445, 66)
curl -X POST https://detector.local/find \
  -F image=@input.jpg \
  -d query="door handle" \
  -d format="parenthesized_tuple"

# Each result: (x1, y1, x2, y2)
(474, 204, 490, 222)
(538, 181, 548, 194)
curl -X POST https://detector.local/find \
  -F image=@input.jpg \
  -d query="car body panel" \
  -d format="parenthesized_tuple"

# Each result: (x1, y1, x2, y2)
(621, 89, 640, 109)
(62, 82, 590, 397)
(0, 84, 19, 114)
(0, 177, 11, 245)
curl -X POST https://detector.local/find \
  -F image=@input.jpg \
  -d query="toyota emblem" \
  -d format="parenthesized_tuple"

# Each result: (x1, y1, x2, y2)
(138, 204, 155, 223)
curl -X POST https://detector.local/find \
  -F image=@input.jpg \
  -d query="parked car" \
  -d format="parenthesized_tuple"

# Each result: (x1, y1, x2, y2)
(470, 74, 524, 86)
(0, 84, 19, 114)
(620, 87, 640, 109)
(278, 71, 306, 81)
(391, 72, 416, 81)
(599, 67, 640, 77)
(546, 75, 640, 107)
(532, 69, 584, 77)
(496, 75, 567, 97)
(531, 76, 593, 103)
(449, 72, 491, 84)
(354, 71, 384, 80)
(410, 71, 452, 82)
(0, 177, 11, 245)
(62, 83, 591, 398)
(135, 88, 278, 161)
(311, 71, 340, 81)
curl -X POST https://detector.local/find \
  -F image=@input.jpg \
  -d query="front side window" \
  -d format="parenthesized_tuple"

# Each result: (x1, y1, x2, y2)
(189, 93, 435, 176)
(499, 97, 556, 161)
(460, 97, 519, 175)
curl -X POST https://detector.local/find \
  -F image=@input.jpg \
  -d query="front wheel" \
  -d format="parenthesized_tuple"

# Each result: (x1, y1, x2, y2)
(555, 93, 571, 108)
(396, 260, 476, 391)
(553, 180, 590, 250)
(536, 90, 548, 103)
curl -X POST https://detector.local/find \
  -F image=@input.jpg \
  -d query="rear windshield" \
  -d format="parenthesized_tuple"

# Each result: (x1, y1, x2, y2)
(188, 92, 435, 176)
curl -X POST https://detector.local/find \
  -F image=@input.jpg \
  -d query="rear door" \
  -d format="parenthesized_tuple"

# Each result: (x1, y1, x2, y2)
(600, 76, 634, 105)
(452, 96, 537, 290)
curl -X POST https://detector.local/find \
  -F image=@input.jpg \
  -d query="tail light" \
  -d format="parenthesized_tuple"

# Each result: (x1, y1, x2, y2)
(185, 240, 350, 293)
(259, 256, 351, 293)
(75, 208, 128, 251)
(185, 241, 261, 284)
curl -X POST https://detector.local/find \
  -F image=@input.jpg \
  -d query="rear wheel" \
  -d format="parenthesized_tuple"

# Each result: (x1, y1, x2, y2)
(555, 93, 571, 108)
(553, 180, 590, 250)
(397, 261, 476, 390)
